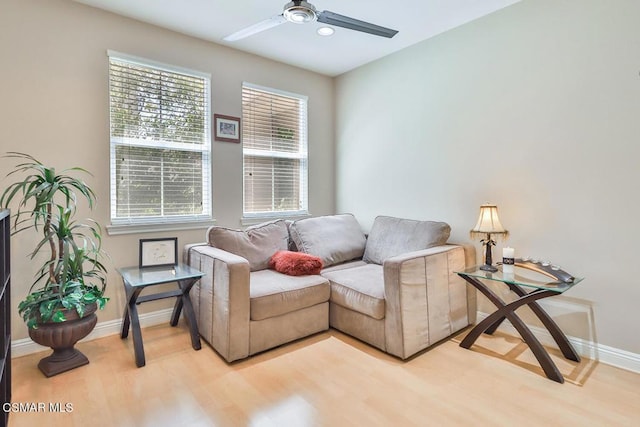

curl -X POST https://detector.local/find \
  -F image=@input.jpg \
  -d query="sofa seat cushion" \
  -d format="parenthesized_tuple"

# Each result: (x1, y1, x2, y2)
(322, 264, 385, 320)
(207, 220, 289, 272)
(289, 214, 367, 267)
(321, 260, 367, 274)
(363, 216, 451, 265)
(249, 270, 330, 321)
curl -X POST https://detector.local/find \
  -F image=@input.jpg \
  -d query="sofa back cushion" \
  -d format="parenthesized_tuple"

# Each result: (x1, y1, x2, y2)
(207, 220, 289, 271)
(289, 214, 366, 267)
(363, 216, 451, 265)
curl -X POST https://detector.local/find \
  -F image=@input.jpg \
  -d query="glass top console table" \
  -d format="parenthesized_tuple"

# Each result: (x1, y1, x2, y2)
(456, 266, 583, 383)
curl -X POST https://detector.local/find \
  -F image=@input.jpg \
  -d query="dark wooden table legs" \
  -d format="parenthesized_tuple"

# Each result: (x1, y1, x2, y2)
(120, 284, 146, 367)
(120, 278, 201, 367)
(458, 275, 580, 383)
(170, 278, 202, 351)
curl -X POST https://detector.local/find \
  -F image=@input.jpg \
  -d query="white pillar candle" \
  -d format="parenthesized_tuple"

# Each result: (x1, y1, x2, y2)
(503, 247, 515, 259)
(502, 247, 515, 275)
(503, 268, 515, 280)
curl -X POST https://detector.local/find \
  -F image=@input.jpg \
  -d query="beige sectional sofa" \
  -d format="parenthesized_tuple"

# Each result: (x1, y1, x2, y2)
(186, 214, 476, 363)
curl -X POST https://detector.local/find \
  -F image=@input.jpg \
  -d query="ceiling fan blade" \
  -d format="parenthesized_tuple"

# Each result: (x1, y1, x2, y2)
(317, 10, 398, 38)
(223, 15, 287, 42)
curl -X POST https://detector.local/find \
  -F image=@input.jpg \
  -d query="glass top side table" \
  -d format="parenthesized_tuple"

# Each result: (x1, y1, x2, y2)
(118, 264, 204, 287)
(458, 266, 583, 292)
(118, 264, 204, 367)
(456, 266, 583, 383)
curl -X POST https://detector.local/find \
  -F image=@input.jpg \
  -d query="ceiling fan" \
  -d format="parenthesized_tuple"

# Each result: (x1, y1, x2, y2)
(223, 0, 399, 41)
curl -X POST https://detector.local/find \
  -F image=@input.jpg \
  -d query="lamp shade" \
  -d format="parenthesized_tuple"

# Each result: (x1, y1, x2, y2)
(470, 204, 507, 235)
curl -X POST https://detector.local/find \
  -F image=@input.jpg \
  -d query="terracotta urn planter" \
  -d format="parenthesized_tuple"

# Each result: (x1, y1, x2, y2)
(28, 303, 98, 377)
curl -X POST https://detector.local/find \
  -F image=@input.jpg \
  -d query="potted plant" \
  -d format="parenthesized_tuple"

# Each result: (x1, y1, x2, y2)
(0, 152, 108, 377)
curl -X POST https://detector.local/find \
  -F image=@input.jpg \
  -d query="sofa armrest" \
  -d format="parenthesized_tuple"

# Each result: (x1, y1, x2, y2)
(448, 241, 477, 271)
(383, 244, 474, 359)
(186, 244, 251, 362)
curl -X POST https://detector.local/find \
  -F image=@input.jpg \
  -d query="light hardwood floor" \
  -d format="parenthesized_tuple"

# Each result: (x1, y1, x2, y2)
(9, 322, 640, 426)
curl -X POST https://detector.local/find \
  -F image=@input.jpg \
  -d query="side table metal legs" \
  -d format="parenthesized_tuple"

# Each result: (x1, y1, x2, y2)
(459, 275, 579, 383)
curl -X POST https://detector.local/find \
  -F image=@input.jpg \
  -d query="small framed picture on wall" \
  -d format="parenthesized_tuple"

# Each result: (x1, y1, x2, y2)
(214, 114, 241, 143)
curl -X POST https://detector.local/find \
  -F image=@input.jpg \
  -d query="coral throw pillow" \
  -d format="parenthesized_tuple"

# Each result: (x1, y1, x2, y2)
(269, 251, 323, 276)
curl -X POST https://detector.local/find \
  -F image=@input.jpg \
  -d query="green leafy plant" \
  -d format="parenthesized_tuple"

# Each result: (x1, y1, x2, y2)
(0, 152, 108, 329)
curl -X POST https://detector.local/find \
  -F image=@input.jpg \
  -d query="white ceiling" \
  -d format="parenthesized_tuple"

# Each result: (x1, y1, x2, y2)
(74, 0, 521, 76)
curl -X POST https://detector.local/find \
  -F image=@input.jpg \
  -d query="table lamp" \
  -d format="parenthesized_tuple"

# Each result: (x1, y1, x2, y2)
(470, 204, 508, 272)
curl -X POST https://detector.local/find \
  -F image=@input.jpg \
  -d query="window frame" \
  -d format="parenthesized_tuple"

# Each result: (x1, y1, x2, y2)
(241, 82, 309, 221)
(107, 51, 213, 234)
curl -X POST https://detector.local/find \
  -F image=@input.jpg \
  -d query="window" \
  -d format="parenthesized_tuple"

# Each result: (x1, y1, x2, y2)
(108, 51, 211, 230)
(242, 83, 308, 218)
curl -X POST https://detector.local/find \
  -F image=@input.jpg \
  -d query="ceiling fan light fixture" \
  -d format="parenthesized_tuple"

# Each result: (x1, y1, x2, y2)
(224, 0, 399, 42)
(283, 1, 317, 24)
(317, 26, 334, 36)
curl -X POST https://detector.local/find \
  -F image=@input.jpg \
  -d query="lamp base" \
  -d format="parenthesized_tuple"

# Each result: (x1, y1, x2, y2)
(479, 233, 498, 273)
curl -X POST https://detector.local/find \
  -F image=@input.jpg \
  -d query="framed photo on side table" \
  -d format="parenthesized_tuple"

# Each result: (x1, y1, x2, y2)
(214, 114, 241, 143)
(139, 237, 178, 268)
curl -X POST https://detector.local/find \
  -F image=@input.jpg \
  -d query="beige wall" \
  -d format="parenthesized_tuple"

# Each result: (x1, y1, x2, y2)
(336, 0, 640, 354)
(3, 0, 638, 358)
(0, 0, 335, 340)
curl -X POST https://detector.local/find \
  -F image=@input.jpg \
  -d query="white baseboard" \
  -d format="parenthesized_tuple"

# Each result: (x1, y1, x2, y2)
(11, 308, 174, 358)
(476, 311, 640, 374)
(12, 308, 640, 375)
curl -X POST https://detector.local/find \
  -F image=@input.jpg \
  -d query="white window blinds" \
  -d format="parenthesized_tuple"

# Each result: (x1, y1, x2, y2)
(108, 51, 211, 226)
(242, 83, 308, 218)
